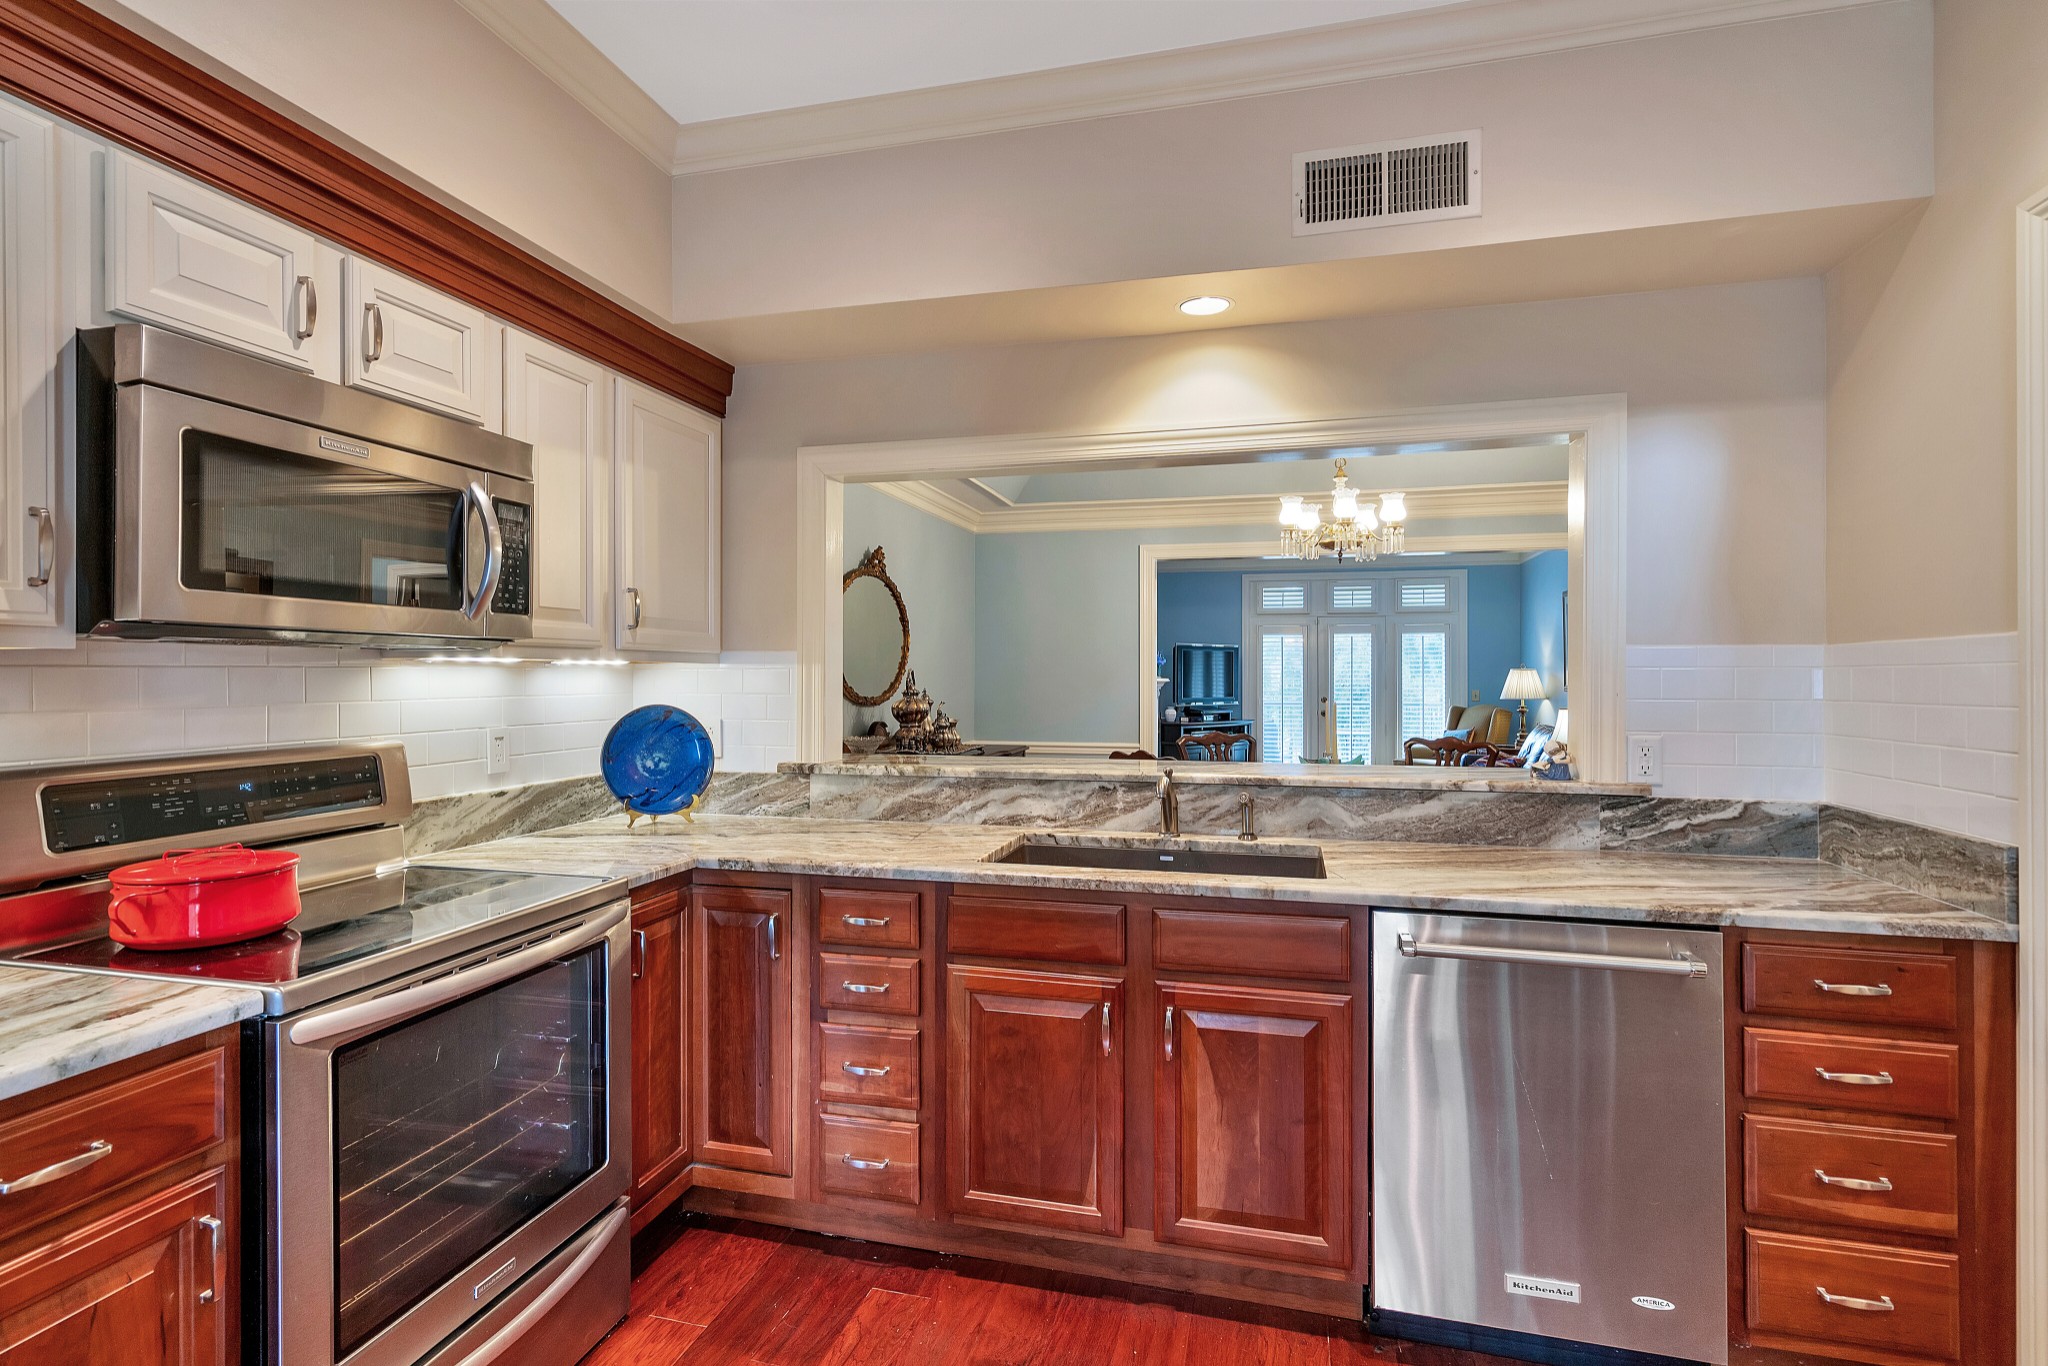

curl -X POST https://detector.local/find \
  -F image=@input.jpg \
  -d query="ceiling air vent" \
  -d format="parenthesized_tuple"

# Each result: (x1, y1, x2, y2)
(1293, 130, 1480, 236)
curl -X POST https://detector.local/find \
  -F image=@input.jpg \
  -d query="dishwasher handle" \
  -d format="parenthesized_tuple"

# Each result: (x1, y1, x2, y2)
(1396, 931, 1709, 978)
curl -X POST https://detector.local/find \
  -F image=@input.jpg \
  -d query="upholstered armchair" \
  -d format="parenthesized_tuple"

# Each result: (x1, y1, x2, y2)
(1402, 704, 1514, 765)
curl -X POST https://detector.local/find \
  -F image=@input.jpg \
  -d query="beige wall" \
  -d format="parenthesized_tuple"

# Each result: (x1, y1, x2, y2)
(674, 3, 1929, 323)
(92, 0, 675, 318)
(1825, 0, 2048, 642)
(724, 278, 1827, 653)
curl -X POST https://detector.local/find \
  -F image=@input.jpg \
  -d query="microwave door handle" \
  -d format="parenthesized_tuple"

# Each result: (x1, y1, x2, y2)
(460, 480, 504, 622)
(287, 901, 626, 1046)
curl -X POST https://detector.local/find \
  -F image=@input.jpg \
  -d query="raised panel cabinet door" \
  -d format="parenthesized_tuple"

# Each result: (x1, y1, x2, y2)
(505, 331, 611, 647)
(1153, 983, 1352, 1268)
(0, 1168, 230, 1365)
(105, 149, 339, 381)
(945, 965, 1124, 1237)
(0, 97, 57, 629)
(690, 887, 792, 1175)
(628, 897, 688, 1220)
(614, 378, 720, 657)
(343, 257, 504, 427)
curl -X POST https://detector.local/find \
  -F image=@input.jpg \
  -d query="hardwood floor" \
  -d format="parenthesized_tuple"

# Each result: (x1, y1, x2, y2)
(583, 1213, 1518, 1365)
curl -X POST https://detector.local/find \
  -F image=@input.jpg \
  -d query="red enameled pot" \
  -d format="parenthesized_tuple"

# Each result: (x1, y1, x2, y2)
(106, 844, 301, 950)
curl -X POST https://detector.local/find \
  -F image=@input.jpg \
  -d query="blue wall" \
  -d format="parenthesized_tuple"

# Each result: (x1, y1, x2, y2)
(842, 484, 978, 735)
(1156, 572, 1243, 662)
(1520, 549, 1569, 725)
(1465, 565, 1524, 713)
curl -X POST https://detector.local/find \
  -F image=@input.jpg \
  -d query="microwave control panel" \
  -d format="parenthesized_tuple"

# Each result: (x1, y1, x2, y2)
(41, 753, 386, 854)
(490, 499, 531, 618)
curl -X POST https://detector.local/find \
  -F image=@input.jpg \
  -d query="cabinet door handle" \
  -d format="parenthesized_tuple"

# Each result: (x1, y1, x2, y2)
(1099, 999, 1113, 1056)
(1163, 1004, 1175, 1060)
(766, 914, 779, 961)
(1816, 1286, 1895, 1313)
(1814, 979, 1893, 997)
(196, 1215, 223, 1304)
(840, 1062, 891, 1077)
(840, 981, 888, 994)
(842, 915, 890, 928)
(631, 929, 646, 980)
(0, 1139, 112, 1195)
(1814, 1169, 1894, 1193)
(841, 1155, 890, 1171)
(294, 274, 317, 340)
(626, 586, 643, 631)
(364, 300, 384, 363)
(1814, 1067, 1894, 1086)
(25, 506, 52, 588)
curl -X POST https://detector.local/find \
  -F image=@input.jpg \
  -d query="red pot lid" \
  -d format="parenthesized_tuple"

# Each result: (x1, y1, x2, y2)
(109, 844, 300, 887)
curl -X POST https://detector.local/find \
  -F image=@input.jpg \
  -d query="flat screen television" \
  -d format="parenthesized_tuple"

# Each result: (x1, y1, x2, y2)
(1172, 643, 1239, 707)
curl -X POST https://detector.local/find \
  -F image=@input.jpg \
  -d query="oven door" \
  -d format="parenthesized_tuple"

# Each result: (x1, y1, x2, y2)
(267, 901, 629, 1366)
(116, 384, 531, 644)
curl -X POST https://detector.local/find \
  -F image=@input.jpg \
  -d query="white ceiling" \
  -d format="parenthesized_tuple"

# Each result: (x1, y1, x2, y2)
(544, 0, 1464, 127)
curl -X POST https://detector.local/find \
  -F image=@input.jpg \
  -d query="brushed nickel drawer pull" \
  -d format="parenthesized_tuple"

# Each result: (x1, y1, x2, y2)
(196, 1214, 223, 1304)
(1101, 999, 1112, 1056)
(294, 274, 317, 340)
(1814, 1067, 1895, 1086)
(631, 929, 646, 980)
(1163, 1004, 1175, 1060)
(365, 300, 385, 363)
(841, 1155, 890, 1171)
(840, 981, 888, 994)
(1814, 979, 1894, 997)
(1816, 1286, 1895, 1313)
(1815, 1169, 1894, 1193)
(26, 506, 53, 588)
(0, 1139, 112, 1195)
(840, 1062, 891, 1077)
(841, 915, 891, 927)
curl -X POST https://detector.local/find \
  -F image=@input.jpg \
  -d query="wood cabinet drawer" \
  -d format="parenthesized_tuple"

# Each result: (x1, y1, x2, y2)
(817, 1115, 919, 1207)
(1745, 945, 1958, 1030)
(0, 1047, 228, 1241)
(818, 887, 919, 949)
(818, 952, 920, 1016)
(1744, 1115, 1958, 1236)
(1151, 908, 1349, 981)
(1744, 1028, 1959, 1119)
(816, 1024, 920, 1108)
(947, 896, 1125, 965)
(1746, 1228, 1959, 1362)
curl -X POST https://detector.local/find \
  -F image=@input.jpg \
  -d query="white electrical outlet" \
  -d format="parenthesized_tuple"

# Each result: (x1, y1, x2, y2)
(1627, 735, 1663, 784)
(486, 728, 510, 777)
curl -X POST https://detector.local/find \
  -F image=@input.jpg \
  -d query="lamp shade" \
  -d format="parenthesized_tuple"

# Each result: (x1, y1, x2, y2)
(1501, 667, 1546, 702)
(1553, 708, 1570, 743)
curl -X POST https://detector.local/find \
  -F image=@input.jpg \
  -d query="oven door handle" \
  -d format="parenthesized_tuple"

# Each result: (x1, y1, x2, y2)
(287, 901, 626, 1046)
(460, 481, 505, 622)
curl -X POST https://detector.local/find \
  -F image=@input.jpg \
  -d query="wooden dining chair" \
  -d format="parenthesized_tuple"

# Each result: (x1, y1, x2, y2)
(1176, 731, 1257, 762)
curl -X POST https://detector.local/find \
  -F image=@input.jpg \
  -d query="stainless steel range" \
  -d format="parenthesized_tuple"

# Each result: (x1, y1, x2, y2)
(0, 743, 630, 1366)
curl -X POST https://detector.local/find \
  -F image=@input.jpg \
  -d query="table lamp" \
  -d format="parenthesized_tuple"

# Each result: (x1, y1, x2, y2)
(1501, 667, 1546, 746)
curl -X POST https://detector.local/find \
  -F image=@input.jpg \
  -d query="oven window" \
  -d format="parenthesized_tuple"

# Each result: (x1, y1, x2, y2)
(180, 430, 467, 608)
(332, 946, 605, 1357)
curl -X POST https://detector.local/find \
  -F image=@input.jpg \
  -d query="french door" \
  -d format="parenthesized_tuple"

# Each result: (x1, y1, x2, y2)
(1246, 573, 1463, 764)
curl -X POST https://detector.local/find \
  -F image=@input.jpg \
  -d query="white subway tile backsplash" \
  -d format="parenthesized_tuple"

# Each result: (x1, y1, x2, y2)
(0, 669, 27, 712)
(267, 703, 341, 744)
(35, 666, 138, 710)
(305, 668, 371, 704)
(228, 667, 303, 706)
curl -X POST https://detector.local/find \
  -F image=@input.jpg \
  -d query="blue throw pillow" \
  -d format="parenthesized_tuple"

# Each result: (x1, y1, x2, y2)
(1442, 728, 1473, 742)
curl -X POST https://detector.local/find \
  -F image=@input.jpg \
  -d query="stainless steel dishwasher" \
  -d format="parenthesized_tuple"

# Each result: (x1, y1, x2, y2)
(1372, 912, 1728, 1365)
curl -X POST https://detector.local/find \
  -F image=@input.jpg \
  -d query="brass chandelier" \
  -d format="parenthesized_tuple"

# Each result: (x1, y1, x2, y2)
(1278, 459, 1408, 562)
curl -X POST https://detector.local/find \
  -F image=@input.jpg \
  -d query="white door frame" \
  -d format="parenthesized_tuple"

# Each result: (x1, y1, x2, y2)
(797, 396, 1625, 778)
(2012, 184, 2048, 1365)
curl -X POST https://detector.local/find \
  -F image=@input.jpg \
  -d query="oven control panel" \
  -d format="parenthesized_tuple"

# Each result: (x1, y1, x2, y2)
(490, 499, 531, 619)
(41, 752, 386, 854)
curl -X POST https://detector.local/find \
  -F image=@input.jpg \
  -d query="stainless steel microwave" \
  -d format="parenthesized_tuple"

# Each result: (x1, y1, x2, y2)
(75, 324, 534, 649)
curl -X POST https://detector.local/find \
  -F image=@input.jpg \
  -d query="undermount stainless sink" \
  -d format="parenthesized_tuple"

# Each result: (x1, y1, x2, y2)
(986, 835, 1327, 879)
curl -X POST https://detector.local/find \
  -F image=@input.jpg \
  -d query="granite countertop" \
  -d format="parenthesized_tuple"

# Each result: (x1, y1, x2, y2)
(0, 967, 264, 1103)
(421, 813, 2015, 943)
(788, 758, 1652, 798)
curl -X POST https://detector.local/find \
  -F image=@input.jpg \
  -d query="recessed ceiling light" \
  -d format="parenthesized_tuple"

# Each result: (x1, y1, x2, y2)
(1178, 295, 1232, 317)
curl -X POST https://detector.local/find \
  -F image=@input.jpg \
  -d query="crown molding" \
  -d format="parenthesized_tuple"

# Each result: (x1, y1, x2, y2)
(870, 481, 1566, 535)
(662, 0, 1892, 174)
(456, 0, 679, 171)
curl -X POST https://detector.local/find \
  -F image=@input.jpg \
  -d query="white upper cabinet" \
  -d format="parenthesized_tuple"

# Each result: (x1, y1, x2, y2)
(0, 98, 56, 629)
(104, 149, 339, 380)
(344, 257, 503, 428)
(505, 330, 611, 649)
(615, 378, 720, 657)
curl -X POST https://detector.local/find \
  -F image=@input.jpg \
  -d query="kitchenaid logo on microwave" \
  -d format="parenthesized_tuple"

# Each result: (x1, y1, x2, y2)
(318, 434, 372, 458)
(1504, 1274, 1581, 1304)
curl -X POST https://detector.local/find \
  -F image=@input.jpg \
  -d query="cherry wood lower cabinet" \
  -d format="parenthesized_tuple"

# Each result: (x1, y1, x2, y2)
(690, 882, 794, 1176)
(1153, 982, 1352, 1268)
(0, 1031, 238, 1365)
(627, 879, 689, 1229)
(945, 965, 1125, 1236)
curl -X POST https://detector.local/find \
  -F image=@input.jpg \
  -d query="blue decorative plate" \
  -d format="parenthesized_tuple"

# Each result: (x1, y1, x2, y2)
(601, 705, 716, 819)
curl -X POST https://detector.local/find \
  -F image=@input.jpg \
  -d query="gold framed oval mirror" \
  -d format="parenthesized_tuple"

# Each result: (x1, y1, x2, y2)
(843, 547, 910, 707)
